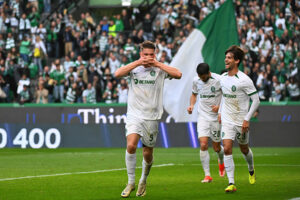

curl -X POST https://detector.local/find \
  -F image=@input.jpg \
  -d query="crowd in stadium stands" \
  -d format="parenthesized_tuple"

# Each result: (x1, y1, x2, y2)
(0, 0, 299, 104)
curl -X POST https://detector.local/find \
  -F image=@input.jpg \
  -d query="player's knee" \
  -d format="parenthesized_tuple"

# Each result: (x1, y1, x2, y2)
(224, 147, 232, 155)
(240, 146, 249, 155)
(200, 143, 208, 151)
(143, 150, 151, 157)
(127, 144, 137, 154)
(143, 151, 153, 162)
(143, 154, 153, 163)
(213, 145, 221, 153)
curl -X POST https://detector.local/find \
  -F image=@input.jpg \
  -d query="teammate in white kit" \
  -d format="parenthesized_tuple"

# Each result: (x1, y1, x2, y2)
(114, 41, 182, 198)
(218, 45, 260, 192)
(187, 63, 225, 183)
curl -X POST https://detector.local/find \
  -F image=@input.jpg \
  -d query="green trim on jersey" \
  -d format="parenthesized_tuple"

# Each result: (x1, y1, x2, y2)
(235, 74, 239, 79)
(248, 91, 258, 96)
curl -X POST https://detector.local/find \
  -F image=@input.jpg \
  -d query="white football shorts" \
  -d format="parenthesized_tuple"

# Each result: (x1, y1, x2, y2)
(125, 115, 158, 147)
(221, 122, 249, 144)
(197, 119, 221, 142)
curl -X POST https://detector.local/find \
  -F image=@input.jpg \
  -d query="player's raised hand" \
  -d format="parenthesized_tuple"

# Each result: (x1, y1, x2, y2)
(211, 105, 219, 113)
(137, 57, 148, 66)
(187, 105, 194, 114)
(242, 120, 249, 133)
(146, 57, 156, 66)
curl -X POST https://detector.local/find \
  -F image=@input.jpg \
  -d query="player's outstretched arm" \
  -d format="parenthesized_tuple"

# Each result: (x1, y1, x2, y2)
(242, 93, 260, 133)
(153, 60, 182, 79)
(187, 93, 197, 114)
(218, 97, 224, 124)
(114, 59, 143, 78)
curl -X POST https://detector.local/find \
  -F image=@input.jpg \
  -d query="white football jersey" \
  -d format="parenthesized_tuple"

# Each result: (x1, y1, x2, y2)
(220, 70, 257, 126)
(192, 72, 222, 121)
(127, 66, 168, 120)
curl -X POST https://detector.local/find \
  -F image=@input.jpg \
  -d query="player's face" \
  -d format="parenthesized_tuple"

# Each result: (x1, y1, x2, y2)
(225, 52, 239, 70)
(140, 48, 155, 59)
(140, 48, 155, 68)
(198, 74, 210, 83)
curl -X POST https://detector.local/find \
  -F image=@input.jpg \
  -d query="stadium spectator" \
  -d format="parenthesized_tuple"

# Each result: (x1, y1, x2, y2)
(19, 35, 31, 63)
(64, 24, 74, 57)
(114, 14, 124, 33)
(0, 0, 299, 104)
(92, 75, 103, 102)
(33, 35, 47, 72)
(17, 74, 30, 94)
(35, 81, 48, 104)
(65, 82, 77, 104)
(5, 32, 15, 50)
(286, 77, 300, 101)
(50, 62, 65, 103)
(19, 13, 31, 40)
(77, 64, 88, 84)
(0, 66, 8, 102)
(75, 75, 86, 103)
(82, 83, 96, 104)
(87, 60, 99, 83)
(117, 79, 128, 103)
(18, 84, 31, 104)
(271, 75, 285, 102)
(121, 9, 132, 36)
(102, 80, 117, 103)
(142, 13, 153, 41)
(108, 52, 120, 75)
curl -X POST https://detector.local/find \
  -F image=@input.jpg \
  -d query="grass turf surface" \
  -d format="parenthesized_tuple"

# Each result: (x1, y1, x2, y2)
(0, 147, 299, 200)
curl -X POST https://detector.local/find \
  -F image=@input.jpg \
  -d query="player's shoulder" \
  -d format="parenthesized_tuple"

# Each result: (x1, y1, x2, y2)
(238, 71, 253, 83)
(193, 76, 200, 82)
(211, 72, 222, 81)
(220, 71, 228, 77)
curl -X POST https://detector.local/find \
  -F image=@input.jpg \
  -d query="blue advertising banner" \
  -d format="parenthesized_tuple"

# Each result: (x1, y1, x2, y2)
(0, 103, 300, 148)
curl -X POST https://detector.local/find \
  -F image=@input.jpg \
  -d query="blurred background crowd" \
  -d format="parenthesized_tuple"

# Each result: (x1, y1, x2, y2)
(0, 0, 299, 104)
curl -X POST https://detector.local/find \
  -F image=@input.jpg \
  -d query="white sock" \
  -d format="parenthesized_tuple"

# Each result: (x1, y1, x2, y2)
(243, 148, 254, 172)
(216, 146, 224, 164)
(200, 150, 210, 176)
(224, 155, 235, 184)
(126, 151, 136, 185)
(139, 159, 153, 184)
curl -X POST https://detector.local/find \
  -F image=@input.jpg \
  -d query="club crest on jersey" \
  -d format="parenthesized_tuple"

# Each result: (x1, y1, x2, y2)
(150, 70, 156, 76)
(211, 86, 215, 92)
(231, 85, 236, 92)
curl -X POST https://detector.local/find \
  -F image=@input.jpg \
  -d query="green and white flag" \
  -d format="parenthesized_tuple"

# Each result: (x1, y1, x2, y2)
(163, 0, 239, 122)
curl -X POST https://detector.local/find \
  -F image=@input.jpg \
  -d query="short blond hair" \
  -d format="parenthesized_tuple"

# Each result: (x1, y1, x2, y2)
(140, 41, 156, 51)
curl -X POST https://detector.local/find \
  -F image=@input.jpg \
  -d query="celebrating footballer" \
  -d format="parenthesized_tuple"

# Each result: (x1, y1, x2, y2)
(115, 41, 182, 198)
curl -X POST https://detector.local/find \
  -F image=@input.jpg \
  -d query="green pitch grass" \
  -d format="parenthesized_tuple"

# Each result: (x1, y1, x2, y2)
(0, 148, 300, 200)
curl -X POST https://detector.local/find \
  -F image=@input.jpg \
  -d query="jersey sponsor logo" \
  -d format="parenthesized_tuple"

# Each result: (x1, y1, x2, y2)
(223, 93, 237, 98)
(200, 94, 215, 98)
(134, 79, 155, 84)
(231, 85, 236, 92)
(150, 70, 156, 76)
(211, 86, 215, 92)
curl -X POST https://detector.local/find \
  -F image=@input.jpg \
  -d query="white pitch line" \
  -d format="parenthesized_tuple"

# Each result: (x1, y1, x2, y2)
(191, 163, 300, 167)
(0, 163, 175, 182)
(1, 162, 299, 182)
